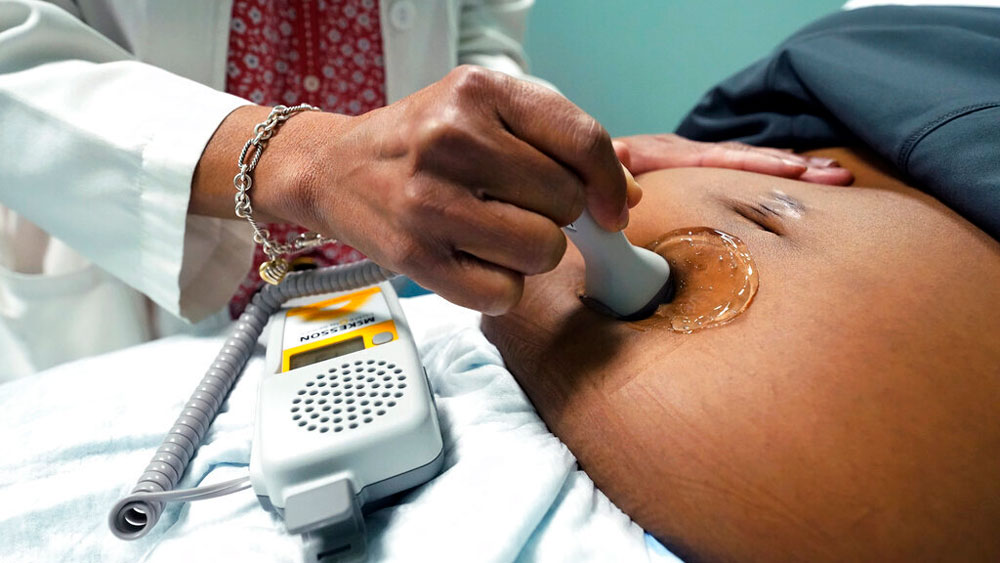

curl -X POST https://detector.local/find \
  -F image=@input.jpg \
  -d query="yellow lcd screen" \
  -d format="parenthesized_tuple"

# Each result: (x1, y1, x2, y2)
(288, 336, 366, 370)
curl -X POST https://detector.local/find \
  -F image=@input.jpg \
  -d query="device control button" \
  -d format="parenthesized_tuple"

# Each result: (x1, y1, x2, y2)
(372, 331, 394, 345)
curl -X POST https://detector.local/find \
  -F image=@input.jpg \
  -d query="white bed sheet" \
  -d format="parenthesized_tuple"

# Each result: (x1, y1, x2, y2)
(0, 293, 681, 562)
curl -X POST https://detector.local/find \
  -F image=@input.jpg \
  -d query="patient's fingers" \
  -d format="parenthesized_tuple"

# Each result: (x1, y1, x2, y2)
(612, 140, 632, 170)
(699, 142, 811, 178)
(713, 144, 851, 185)
(614, 133, 853, 186)
(798, 166, 854, 185)
(615, 133, 808, 177)
(741, 146, 848, 173)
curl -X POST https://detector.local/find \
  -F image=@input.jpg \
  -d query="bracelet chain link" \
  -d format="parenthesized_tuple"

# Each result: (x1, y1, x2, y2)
(233, 104, 335, 284)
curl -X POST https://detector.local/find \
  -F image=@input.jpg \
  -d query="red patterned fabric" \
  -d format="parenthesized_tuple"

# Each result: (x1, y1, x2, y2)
(225, 0, 386, 316)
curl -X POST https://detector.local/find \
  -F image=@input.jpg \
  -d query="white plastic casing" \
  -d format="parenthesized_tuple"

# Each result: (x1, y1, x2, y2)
(563, 210, 672, 318)
(249, 281, 443, 514)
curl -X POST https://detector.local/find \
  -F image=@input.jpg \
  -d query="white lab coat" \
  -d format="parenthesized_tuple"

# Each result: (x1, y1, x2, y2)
(0, 0, 540, 381)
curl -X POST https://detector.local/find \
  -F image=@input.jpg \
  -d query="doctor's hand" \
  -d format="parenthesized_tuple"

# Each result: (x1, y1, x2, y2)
(193, 66, 630, 315)
(613, 133, 854, 185)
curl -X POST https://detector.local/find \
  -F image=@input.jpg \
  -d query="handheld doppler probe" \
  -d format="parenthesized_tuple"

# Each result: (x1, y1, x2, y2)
(562, 173, 674, 321)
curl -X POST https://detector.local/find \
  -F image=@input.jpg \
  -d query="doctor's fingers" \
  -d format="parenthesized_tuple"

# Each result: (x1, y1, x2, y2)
(443, 196, 568, 277)
(413, 125, 587, 228)
(445, 66, 628, 231)
(432, 253, 525, 316)
(370, 185, 562, 314)
(401, 241, 526, 316)
(418, 198, 566, 314)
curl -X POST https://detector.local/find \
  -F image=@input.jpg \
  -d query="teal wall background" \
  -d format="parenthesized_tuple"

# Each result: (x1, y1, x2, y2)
(523, 1, 845, 136)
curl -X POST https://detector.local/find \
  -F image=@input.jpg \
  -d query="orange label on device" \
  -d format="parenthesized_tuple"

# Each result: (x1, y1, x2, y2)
(280, 286, 397, 372)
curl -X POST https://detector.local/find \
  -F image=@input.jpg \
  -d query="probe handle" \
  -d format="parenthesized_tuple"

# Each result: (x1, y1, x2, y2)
(563, 210, 672, 319)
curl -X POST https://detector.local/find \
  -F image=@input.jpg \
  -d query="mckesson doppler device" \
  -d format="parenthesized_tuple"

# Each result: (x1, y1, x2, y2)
(109, 261, 443, 560)
(252, 281, 443, 559)
(108, 172, 670, 559)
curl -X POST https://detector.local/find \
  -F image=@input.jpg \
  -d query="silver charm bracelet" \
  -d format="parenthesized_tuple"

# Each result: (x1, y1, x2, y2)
(233, 104, 335, 284)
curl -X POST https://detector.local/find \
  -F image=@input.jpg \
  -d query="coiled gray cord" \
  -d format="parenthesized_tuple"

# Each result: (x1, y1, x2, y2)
(109, 260, 395, 540)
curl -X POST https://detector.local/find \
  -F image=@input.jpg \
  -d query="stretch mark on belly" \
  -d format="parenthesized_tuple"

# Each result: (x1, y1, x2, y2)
(633, 227, 759, 333)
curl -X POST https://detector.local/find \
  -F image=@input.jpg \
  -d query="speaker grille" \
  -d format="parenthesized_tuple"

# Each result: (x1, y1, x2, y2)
(289, 358, 408, 433)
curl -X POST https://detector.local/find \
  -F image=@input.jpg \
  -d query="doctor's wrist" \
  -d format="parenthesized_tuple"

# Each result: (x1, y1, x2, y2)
(190, 104, 350, 229)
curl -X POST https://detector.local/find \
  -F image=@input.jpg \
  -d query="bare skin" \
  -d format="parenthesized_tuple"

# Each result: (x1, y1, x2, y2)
(188, 66, 848, 315)
(482, 148, 1000, 561)
(191, 66, 629, 314)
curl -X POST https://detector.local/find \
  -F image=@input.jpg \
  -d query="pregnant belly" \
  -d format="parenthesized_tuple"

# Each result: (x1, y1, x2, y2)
(484, 150, 1000, 561)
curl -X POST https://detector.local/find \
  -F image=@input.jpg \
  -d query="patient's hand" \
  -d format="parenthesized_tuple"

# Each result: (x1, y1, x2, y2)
(614, 133, 854, 185)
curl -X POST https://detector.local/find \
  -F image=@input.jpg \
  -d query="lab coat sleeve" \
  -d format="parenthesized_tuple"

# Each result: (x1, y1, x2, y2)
(457, 0, 557, 91)
(0, 0, 255, 322)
